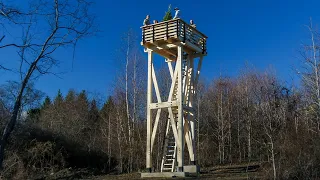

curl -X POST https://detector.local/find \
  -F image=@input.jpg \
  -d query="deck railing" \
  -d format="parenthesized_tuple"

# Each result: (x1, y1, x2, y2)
(142, 18, 207, 54)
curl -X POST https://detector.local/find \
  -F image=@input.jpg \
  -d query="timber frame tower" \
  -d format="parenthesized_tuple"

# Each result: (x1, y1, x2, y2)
(141, 18, 207, 178)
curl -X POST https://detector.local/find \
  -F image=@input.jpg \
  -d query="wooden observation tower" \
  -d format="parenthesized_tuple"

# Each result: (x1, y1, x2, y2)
(141, 18, 207, 178)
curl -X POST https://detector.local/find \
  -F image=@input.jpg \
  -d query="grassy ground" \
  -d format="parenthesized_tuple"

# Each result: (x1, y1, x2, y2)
(41, 162, 265, 179)
(82, 162, 265, 180)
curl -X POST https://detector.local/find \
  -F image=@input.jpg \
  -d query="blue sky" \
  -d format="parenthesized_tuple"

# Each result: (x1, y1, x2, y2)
(1, 0, 320, 99)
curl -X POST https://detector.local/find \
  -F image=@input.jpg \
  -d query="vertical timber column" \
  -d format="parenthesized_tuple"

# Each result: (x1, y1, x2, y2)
(177, 45, 184, 172)
(194, 55, 203, 165)
(146, 50, 153, 172)
(190, 56, 196, 165)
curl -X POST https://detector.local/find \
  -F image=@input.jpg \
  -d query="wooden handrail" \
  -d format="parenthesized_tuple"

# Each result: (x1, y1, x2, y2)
(141, 18, 208, 39)
(178, 19, 208, 39)
(141, 18, 208, 54)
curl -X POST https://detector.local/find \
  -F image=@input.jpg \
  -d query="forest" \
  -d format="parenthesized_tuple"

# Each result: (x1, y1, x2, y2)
(1, 0, 320, 179)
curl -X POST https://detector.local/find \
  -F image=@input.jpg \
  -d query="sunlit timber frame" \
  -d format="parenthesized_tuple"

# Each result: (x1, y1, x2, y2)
(141, 18, 207, 176)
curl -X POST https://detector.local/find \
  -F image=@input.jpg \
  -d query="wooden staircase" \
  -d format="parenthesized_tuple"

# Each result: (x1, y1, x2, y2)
(160, 57, 190, 172)
(161, 119, 177, 172)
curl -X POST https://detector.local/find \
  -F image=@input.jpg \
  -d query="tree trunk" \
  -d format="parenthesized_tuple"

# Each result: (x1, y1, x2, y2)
(270, 139, 276, 180)
(245, 81, 252, 161)
(125, 34, 132, 172)
(237, 108, 241, 163)
(0, 62, 34, 168)
(117, 115, 123, 173)
(131, 53, 137, 171)
(108, 115, 111, 171)
(0, 92, 23, 169)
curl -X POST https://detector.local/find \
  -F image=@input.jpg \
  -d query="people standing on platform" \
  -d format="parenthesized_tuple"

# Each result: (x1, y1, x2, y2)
(173, 7, 180, 19)
(143, 15, 150, 26)
(190, 20, 196, 28)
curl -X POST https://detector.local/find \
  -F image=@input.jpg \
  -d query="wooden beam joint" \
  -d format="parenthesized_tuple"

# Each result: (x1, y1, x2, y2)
(149, 101, 178, 109)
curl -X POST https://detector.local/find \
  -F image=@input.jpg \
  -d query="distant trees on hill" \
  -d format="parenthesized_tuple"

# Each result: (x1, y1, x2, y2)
(1, 62, 320, 178)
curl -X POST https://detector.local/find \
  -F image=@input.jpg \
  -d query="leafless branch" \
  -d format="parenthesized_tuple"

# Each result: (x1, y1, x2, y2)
(0, 35, 4, 43)
(0, 64, 10, 71)
(0, 0, 97, 168)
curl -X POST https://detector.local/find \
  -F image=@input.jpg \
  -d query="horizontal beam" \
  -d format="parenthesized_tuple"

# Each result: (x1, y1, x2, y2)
(181, 41, 203, 54)
(149, 101, 178, 109)
(142, 40, 207, 60)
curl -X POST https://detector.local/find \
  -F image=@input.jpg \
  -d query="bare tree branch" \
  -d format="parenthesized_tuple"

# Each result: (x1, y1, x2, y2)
(0, 35, 4, 43)
(0, 0, 97, 168)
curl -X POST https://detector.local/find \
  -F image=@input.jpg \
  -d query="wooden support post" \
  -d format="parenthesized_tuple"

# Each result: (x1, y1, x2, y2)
(189, 56, 196, 164)
(146, 50, 153, 172)
(177, 45, 184, 172)
(192, 56, 203, 165)
(167, 60, 174, 79)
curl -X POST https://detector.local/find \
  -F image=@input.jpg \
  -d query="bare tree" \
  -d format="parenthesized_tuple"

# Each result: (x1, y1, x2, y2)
(299, 18, 320, 133)
(0, 0, 96, 168)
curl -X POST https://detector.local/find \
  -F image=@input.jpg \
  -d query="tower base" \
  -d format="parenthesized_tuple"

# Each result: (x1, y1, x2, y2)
(141, 172, 186, 178)
(141, 166, 200, 178)
(184, 165, 200, 173)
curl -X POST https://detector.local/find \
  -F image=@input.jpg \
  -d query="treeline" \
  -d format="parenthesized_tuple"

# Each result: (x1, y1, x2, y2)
(1, 64, 320, 179)
(198, 69, 320, 179)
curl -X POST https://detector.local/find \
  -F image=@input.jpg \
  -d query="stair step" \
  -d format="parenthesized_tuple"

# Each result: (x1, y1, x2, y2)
(164, 164, 173, 166)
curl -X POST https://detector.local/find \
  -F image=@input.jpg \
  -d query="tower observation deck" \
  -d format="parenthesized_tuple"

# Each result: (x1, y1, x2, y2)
(141, 18, 207, 60)
(141, 18, 208, 178)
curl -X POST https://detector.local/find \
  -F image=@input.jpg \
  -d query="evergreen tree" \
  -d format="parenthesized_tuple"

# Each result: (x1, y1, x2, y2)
(100, 96, 114, 119)
(27, 108, 41, 122)
(54, 89, 64, 105)
(65, 89, 76, 103)
(89, 99, 100, 123)
(77, 90, 89, 110)
(42, 96, 52, 109)
(76, 90, 89, 127)
(163, 4, 173, 21)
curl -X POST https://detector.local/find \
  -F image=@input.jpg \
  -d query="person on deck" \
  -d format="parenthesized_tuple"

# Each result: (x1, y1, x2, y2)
(153, 20, 158, 24)
(173, 7, 180, 19)
(143, 15, 150, 26)
(190, 20, 196, 28)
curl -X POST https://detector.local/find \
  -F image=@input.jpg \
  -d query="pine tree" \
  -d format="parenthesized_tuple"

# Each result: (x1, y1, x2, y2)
(100, 96, 114, 119)
(77, 90, 89, 110)
(42, 96, 52, 109)
(76, 90, 89, 127)
(89, 99, 100, 123)
(54, 89, 64, 105)
(27, 108, 41, 122)
(65, 89, 76, 103)
(163, 4, 173, 21)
